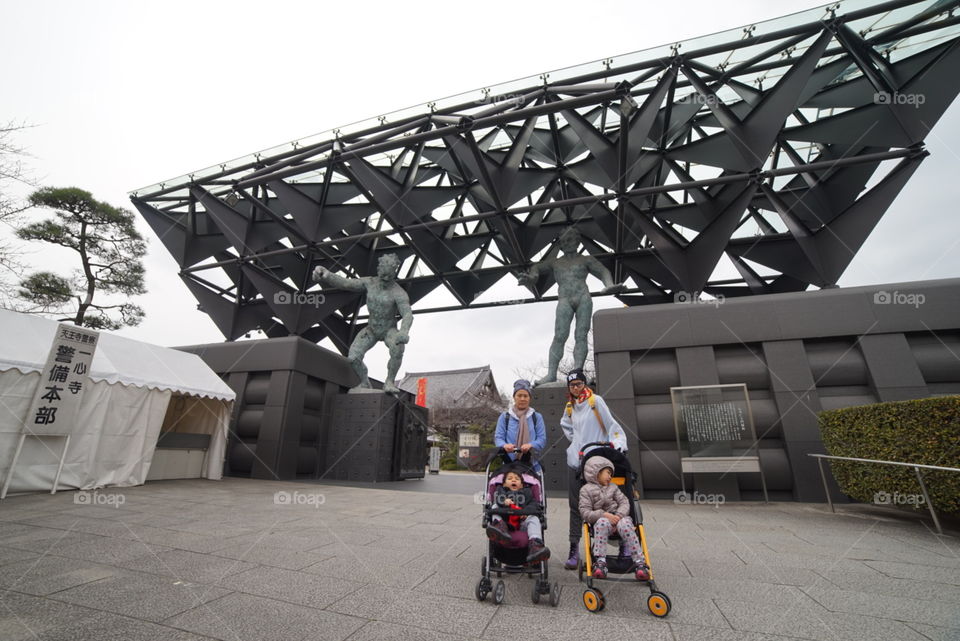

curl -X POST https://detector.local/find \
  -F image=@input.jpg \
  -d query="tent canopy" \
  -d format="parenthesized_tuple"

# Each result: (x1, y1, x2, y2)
(0, 309, 235, 494)
(0, 308, 234, 400)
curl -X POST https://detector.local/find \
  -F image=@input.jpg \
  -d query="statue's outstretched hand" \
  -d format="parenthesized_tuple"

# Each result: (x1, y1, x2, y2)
(601, 283, 626, 295)
(396, 332, 410, 345)
(312, 266, 329, 282)
(517, 270, 536, 286)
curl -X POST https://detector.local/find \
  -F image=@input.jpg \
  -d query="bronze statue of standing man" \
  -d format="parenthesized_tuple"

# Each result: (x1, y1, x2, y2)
(313, 254, 413, 393)
(518, 227, 624, 386)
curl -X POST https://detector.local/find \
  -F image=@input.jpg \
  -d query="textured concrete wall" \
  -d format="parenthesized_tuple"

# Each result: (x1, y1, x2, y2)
(178, 337, 357, 480)
(591, 279, 960, 501)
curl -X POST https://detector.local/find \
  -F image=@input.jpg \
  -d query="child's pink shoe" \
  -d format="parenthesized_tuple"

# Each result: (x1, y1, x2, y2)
(592, 561, 607, 579)
(634, 564, 650, 581)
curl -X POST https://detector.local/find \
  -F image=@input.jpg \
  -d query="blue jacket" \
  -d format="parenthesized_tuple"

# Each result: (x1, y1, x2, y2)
(495, 407, 547, 469)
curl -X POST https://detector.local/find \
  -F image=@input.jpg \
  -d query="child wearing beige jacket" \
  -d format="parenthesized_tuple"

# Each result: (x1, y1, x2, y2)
(578, 455, 649, 580)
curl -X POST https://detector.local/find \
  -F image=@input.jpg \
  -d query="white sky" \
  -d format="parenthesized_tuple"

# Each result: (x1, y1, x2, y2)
(2, 0, 959, 398)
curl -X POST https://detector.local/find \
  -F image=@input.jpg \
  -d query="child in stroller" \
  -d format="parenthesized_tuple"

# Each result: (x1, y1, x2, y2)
(475, 451, 560, 606)
(486, 464, 550, 563)
(575, 442, 671, 617)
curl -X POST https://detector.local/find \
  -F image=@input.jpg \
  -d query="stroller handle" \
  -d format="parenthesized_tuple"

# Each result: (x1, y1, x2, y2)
(486, 446, 538, 469)
(577, 441, 616, 457)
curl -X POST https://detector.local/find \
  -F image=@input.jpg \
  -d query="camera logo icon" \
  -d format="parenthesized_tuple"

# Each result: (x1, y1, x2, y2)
(873, 491, 892, 505)
(873, 291, 891, 304)
(274, 292, 291, 305)
(673, 491, 690, 504)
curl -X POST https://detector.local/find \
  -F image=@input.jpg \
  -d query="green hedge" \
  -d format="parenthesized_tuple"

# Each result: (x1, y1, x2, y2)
(818, 396, 960, 515)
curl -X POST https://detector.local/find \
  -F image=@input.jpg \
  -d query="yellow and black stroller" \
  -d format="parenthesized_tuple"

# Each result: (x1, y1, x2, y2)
(576, 441, 671, 617)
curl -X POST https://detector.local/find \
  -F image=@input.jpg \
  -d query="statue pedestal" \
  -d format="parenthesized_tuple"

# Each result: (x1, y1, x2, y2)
(327, 391, 427, 482)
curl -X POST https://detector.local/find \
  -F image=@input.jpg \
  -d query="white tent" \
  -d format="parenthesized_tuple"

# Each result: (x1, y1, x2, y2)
(0, 309, 235, 494)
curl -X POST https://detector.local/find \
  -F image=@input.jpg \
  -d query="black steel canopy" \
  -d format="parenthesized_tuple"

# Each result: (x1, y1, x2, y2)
(131, 0, 960, 352)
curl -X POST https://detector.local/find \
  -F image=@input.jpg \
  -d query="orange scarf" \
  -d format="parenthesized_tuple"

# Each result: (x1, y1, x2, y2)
(571, 386, 593, 405)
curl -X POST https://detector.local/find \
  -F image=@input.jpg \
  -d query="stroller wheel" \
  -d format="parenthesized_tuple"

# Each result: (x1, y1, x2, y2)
(549, 582, 561, 607)
(493, 580, 506, 605)
(582, 587, 604, 612)
(647, 591, 671, 617)
(531, 580, 541, 604)
(475, 578, 489, 601)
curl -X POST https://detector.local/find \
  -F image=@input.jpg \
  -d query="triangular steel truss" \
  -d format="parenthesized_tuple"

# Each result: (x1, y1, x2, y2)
(131, 0, 960, 351)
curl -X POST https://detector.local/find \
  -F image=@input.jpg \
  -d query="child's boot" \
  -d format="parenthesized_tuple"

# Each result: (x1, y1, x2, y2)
(485, 519, 511, 544)
(526, 539, 550, 563)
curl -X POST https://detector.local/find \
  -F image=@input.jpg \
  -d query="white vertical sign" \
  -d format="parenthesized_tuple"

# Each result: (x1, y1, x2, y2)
(25, 324, 99, 436)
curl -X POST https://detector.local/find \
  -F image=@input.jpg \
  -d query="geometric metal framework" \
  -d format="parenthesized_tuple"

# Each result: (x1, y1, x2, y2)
(131, 0, 960, 354)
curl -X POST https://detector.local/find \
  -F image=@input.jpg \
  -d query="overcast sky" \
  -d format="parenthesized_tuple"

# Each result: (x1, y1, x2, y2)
(2, 0, 958, 398)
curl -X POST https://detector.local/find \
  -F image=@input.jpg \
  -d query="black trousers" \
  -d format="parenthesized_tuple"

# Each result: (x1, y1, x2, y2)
(568, 465, 582, 544)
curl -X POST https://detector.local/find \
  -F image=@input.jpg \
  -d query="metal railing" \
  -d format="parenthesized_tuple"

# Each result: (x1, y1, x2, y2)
(809, 453, 960, 535)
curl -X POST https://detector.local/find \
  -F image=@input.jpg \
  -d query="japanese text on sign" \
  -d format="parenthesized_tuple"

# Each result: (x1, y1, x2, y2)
(25, 324, 99, 435)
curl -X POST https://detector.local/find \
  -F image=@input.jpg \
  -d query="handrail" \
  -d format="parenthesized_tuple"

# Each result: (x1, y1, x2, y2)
(808, 453, 959, 535)
(809, 454, 960, 473)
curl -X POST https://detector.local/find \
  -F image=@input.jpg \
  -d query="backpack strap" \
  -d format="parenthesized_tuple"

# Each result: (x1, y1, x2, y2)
(566, 396, 607, 437)
(589, 395, 607, 436)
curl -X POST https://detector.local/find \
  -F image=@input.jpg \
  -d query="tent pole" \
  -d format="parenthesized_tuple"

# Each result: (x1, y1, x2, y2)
(52, 435, 70, 495)
(1, 432, 27, 500)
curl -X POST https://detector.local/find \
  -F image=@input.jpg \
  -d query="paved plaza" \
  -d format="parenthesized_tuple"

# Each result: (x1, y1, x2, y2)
(1, 473, 958, 641)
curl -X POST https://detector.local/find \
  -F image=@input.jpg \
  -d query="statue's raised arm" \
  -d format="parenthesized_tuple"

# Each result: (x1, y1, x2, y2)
(312, 265, 366, 292)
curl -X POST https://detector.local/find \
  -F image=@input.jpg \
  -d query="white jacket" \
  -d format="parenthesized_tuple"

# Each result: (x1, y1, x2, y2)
(559, 393, 628, 468)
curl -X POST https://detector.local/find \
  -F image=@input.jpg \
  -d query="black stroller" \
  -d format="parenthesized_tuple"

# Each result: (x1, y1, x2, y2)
(475, 449, 560, 606)
(576, 442, 671, 617)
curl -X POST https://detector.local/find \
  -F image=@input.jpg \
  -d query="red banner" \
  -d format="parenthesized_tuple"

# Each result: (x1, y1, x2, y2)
(415, 377, 428, 407)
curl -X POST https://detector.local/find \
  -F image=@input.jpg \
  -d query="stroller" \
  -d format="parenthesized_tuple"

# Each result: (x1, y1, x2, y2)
(576, 441, 671, 617)
(475, 448, 560, 606)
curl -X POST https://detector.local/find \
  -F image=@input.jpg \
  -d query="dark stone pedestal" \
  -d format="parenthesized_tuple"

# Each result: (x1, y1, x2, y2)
(327, 392, 427, 482)
(178, 337, 426, 483)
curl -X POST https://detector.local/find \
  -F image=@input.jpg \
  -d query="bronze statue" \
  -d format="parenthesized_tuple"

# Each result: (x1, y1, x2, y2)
(518, 227, 624, 385)
(313, 254, 413, 393)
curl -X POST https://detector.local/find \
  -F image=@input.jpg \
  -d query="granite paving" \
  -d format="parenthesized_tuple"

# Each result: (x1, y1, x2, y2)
(0, 473, 957, 640)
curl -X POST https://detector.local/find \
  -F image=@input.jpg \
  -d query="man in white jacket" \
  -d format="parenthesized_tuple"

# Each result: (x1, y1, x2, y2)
(559, 369, 627, 570)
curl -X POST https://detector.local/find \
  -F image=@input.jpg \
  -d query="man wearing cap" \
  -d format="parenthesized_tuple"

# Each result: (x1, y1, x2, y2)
(494, 379, 547, 470)
(560, 368, 628, 569)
